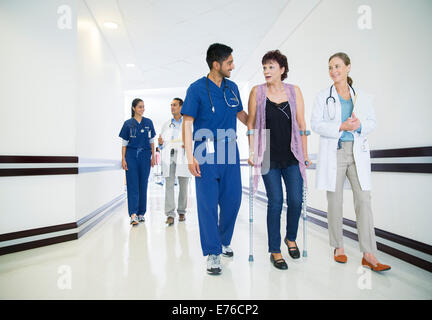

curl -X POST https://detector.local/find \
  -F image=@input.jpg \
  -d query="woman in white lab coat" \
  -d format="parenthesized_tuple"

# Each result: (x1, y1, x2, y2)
(311, 52, 390, 272)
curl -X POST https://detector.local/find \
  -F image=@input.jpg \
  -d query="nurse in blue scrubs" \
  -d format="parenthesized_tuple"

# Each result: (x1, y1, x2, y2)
(119, 98, 156, 226)
(181, 43, 248, 275)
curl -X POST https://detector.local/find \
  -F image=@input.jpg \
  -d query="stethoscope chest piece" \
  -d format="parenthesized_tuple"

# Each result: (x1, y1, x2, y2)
(206, 75, 239, 113)
(325, 84, 356, 120)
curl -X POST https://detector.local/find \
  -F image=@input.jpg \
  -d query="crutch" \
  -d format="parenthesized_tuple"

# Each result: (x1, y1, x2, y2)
(302, 184, 308, 257)
(300, 129, 311, 258)
(248, 165, 254, 262)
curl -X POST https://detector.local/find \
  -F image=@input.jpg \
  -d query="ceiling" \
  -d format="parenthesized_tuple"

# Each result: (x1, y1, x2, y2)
(84, 0, 291, 90)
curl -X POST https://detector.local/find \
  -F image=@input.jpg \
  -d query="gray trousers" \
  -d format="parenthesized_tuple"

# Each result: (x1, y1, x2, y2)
(165, 150, 189, 217)
(326, 142, 377, 253)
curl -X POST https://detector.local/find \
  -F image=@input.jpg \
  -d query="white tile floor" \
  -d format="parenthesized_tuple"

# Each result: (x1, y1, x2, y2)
(1, 181, 431, 300)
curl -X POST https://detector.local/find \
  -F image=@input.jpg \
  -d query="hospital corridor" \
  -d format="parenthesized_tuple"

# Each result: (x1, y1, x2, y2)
(1, 0, 432, 303)
(1, 176, 431, 300)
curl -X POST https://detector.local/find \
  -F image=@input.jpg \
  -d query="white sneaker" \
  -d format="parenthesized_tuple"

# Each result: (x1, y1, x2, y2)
(222, 245, 234, 257)
(130, 215, 139, 226)
(138, 215, 145, 222)
(206, 254, 222, 275)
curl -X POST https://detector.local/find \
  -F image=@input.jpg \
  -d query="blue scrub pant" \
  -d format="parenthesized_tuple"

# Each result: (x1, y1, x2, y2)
(261, 164, 303, 253)
(125, 147, 151, 217)
(194, 140, 242, 256)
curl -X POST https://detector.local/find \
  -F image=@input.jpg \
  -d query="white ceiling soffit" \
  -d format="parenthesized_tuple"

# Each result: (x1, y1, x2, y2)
(235, 0, 322, 84)
(85, 0, 297, 90)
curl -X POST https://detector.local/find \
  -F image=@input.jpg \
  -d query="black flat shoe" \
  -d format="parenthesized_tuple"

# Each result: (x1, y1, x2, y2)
(285, 239, 300, 259)
(270, 254, 288, 270)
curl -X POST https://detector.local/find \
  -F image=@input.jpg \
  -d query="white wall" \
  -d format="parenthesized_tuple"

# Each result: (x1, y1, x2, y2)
(239, 0, 432, 244)
(0, 0, 78, 233)
(75, 0, 125, 220)
(0, 0, 126, 233)
(0, 0, 78, 156)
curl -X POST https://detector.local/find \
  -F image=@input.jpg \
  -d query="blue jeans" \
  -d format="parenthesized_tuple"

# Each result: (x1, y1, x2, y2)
(261, 164, 303, 253)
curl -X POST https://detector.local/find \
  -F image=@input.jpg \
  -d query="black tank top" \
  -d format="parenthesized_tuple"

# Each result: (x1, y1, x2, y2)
(265, 98, 298, 169)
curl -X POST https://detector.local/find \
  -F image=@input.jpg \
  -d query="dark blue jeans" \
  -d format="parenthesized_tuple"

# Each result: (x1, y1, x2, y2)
(262, 164, 303, 253)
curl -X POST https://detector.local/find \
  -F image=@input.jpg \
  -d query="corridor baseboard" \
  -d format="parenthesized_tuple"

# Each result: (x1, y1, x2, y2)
(242, 187, 432, 273)
(0, 193, 126, 256)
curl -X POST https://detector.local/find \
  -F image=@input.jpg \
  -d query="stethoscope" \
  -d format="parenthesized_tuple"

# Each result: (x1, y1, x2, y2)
(325, 84, 356, 120)
(168, 117, 183, 128)
(130, 123, 150, 139)
(325, 84, 368, 152)
(206, 75, 240, 113)
(168, 117, 183, 141)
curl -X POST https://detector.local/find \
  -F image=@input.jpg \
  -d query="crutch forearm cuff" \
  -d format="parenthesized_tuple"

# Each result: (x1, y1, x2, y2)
(300, 130, 311, 136)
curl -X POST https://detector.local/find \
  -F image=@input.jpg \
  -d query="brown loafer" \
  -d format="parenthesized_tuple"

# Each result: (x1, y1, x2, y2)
(334, 249, 347, 263)
(362, 258, 391, 272)
(166, 216, 174, 226)
(179, 214, 185, 222)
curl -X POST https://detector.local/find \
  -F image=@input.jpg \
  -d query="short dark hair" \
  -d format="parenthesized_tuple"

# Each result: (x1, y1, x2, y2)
(206, 43, 233, 70)
(173, 97, 183, 106)
(261, 50, 289, 81)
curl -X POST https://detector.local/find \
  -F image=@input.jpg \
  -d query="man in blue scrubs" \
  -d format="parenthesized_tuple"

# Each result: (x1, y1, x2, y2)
(181, 43, 248, 275)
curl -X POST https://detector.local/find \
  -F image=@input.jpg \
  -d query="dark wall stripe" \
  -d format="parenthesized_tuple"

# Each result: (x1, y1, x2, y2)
(376, 242, 432, 273)
(0, 168, 78, 177)
(371, 163, 432, 174)
(0, 195, 127, 256)
(0, 234, 78, 256)
(306, 207, 432, 256)
(370, 146, 432, 158)
(0, 156, 78, 163)
(0, 222, 77, 242)
(0, 194, 127, 242)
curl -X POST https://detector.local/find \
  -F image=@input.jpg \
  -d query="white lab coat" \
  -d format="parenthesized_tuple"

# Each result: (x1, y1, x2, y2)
(159, 119, 191, 178)
(311, 85, 377, 192)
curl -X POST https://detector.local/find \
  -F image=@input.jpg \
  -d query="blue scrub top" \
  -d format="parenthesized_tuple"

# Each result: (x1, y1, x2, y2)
(119, 117, 156, 150)
(181, 76, 243, 140)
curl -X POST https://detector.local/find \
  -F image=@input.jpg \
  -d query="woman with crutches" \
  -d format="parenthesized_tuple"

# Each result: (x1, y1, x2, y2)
(247, 50, 311, 270)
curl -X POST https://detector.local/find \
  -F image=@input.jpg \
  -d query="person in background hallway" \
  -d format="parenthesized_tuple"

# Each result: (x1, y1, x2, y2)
(311, 52, 390, 272)
(158, 98, 191, 226)
(182, 43, 248, 275)
(247, 50, 311, 270)
(119, 98, 156, 226)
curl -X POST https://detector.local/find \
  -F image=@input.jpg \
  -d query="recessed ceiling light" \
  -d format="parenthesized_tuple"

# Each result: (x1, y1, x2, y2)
(126, 64, 135, 68)
(103, 22, 118, 29)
